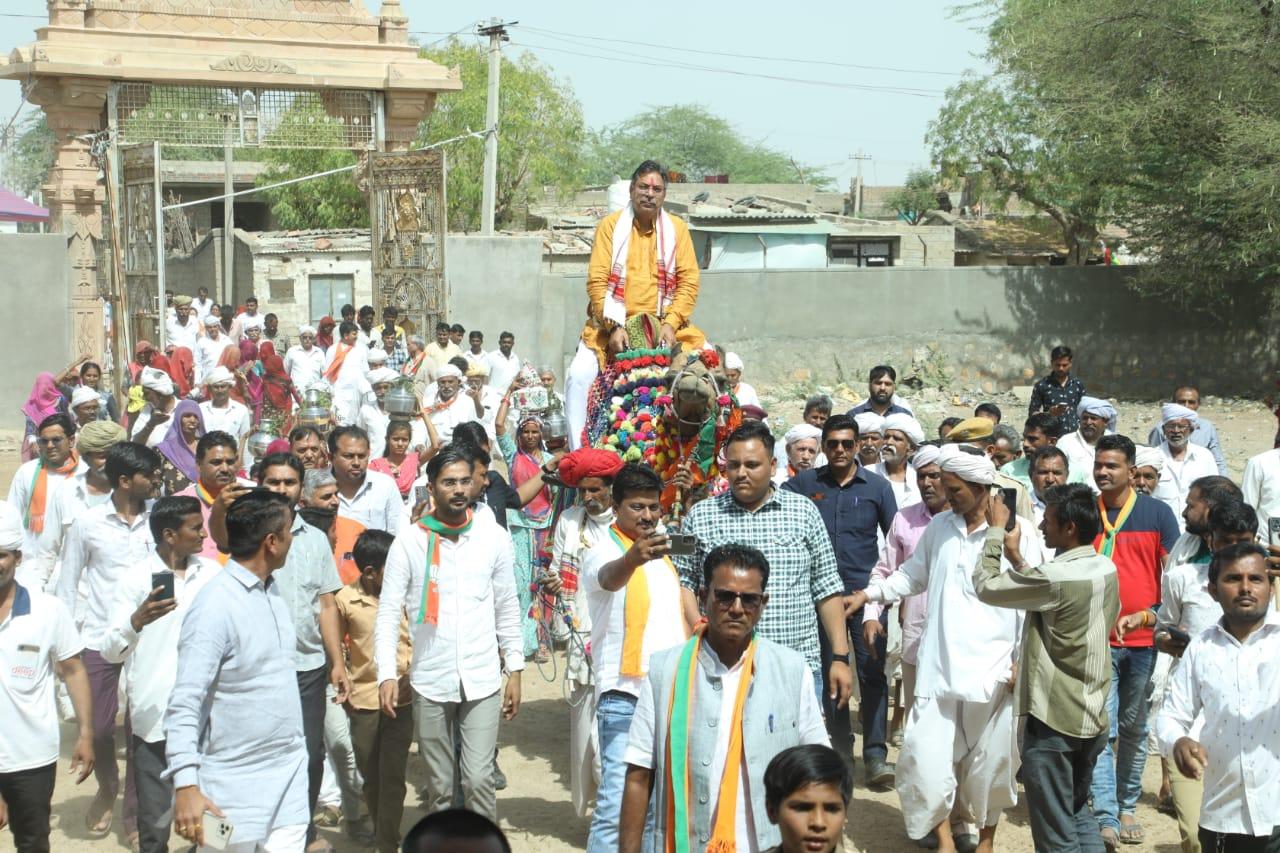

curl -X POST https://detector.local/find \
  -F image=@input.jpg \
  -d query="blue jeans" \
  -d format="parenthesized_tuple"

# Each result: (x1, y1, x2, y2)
(1090, 646, 1156, 832)
(587, 691, 637, 853)
(819, 607, 889, 762)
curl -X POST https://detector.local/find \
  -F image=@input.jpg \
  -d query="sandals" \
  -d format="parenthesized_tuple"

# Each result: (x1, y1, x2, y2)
(1100, 827, 1119, 853)
(1118, 816, 1145, 845)
(85, 799, 113, 839)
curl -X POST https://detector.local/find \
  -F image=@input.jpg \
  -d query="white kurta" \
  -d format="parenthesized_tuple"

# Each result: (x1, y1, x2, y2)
(323, 343, 372, 426)
(1242, 448, 1280, 540)
(283, 345, 326, 395)
(1056, 429, 1106, 492)
(196, 334, 234, 386)
(6, 458, 80, 583)
(1154, 442, 1219, 532)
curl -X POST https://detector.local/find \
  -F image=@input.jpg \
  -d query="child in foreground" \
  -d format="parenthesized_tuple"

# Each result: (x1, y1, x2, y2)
(763, 744, 852, 853)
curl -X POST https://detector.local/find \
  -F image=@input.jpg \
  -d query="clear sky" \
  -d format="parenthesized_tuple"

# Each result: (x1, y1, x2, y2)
(0, 1, 991, 187)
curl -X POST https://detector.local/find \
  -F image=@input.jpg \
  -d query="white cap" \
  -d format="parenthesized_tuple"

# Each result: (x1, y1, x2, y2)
(70, 386, 99, 409)
(205, 366, 234, 386)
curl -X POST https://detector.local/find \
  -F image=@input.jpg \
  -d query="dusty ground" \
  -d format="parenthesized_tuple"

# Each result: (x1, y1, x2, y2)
(6, 390, 1274, 852)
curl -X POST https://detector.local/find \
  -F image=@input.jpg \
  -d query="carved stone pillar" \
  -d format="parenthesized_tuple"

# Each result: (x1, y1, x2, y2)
(383, 91, 437, 152)
(28, 77, 109, 363)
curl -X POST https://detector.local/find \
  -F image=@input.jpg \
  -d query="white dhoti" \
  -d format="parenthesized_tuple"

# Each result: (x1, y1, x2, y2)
(884, 606, 903, 683)
(896, 691, 1019, 840)
(568, 682, 600, 817)
(565, 342, 599, 451)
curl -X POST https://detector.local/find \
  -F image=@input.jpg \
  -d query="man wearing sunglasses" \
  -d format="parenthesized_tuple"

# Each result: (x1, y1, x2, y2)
(782, 413, 899, 789)
(618, 544, 829, 853)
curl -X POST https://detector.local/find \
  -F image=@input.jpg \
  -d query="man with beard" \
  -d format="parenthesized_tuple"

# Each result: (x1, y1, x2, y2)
(1058, 397, 1117, 491)
(421, 364, 480, 445)
(946, 418, 1036, 523)
(784, 414, 897, 787)
(1132, 445, 1165, 497)
(1146, 386, 1227, 476)
(854, 412, 886, 469)
(165, 295, 201, 355)
(1155, 543, 1280, 853)
(873, 413, 926, 510)
(863, 445, 947, 758)
(1028, 345, 1086, 433)
(847, 365, 912, 418)
(1153, 403, 1219, 531)
(285, 326, 327, 397)
(355, 305, 378, 349)
(175, 431, 252, 561)
(773, 395, 832, 472)
(539, 448, 625, 818)
(775, 423, 822, 484)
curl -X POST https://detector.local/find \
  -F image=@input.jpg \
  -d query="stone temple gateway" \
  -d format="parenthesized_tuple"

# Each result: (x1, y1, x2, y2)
(1, 0, 460, 382)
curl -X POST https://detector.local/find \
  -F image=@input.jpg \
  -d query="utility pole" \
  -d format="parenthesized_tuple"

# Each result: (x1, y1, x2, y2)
(478, 18, 515, 235)
(849, 148, 871, 216)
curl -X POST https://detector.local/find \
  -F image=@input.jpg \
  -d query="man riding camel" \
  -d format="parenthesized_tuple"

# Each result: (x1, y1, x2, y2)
(566, 160, 706, 449)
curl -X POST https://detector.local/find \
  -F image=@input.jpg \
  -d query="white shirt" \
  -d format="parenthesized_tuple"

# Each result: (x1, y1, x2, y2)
(99, 553, 222, 743)
(551, 505, 615, 686)
(237, 311, 265, 333)
(359, 404, 391, 460)
(1156, 611, 1280, 837)
(131, 402, 175, 447)
(1156, 539, 1216, 741)
(375, 513, 525, 702)
(463, 349, 488, 369)
(283, 344, 326, 394)
(336, 469, 406, 533)
(356, 326, 379, 349)
(1155, 443, 1219, 532)
(196, 334, 234, 385)
(1057, 429, 1106, 491)
(623, 642, 829, 853)
(31, 469, 112, 591)
(200, 399, 252, 447)
(867, 511, 1042, 702)
(1241, 449, 1280, 540)
(57, 500, 155, 648)
(426, 393, 481, 445)
(732, 381, 761, 409)
(867, 461, 921, 510)
(485, 350, 522, 390)
(583, 533, 687, 700)
(7, 457, 79, 573)
(166, 314, 201, 354)
(0, 585, 82, 772)
(191, 297, 214, 321)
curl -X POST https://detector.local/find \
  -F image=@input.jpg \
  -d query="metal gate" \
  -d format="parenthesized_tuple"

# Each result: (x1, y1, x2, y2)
(120, 142, 162, 347)
(366, 149, 447, 338)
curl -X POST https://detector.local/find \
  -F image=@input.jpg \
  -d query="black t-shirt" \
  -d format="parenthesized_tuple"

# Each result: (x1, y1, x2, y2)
(484, 470, 521, 529)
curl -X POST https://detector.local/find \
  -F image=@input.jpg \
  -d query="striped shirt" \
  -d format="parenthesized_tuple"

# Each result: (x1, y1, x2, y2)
(674, 488, 843, 671)
(972, 537, 1120, 738)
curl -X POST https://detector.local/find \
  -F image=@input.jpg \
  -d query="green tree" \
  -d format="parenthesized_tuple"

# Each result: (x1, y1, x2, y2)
(256, 96, 368, 229)
(884, 167, 941, 225)
(417, 39, 588, 231)
(4, 112, 56, 198)
(585, 104, 831, 188)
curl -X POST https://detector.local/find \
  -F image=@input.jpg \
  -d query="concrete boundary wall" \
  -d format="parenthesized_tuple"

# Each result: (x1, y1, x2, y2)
(0, 234, 71, 417)
(443, 241, 1276, 400)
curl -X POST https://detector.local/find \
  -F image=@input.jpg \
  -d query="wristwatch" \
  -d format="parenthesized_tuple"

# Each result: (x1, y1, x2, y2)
(830, 652, 851, 665)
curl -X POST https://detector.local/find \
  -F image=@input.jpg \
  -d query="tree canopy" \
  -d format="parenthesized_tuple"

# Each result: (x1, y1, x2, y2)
(883, 167, 942, 225)
(4, 113, 56, 199)
(585, 103, 832, 188)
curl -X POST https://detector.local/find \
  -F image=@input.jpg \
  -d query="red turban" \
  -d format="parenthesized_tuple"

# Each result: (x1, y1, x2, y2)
(557, 448, 624, 487)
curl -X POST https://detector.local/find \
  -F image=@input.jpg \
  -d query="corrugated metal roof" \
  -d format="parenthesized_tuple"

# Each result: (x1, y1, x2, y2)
(247, 229, 370, 255)
(689, 221, 844, 236)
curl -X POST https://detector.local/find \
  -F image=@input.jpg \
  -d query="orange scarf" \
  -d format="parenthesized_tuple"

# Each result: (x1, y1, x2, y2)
(664, 625, 757, 853)
(608, 525, 680, 677)
(323, 342, 351, 382)
(24, 451, 79, 534)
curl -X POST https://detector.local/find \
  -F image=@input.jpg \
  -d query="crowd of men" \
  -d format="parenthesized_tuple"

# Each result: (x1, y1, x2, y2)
(3, 158, 1280, 853)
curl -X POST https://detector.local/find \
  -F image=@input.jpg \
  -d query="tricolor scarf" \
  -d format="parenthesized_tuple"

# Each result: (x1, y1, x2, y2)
(1097, 488, 1137, 559)
(664, 625, 757, 853)
(414, 510, 474, 625)
(608, 525, 680, 677)
(23, 451, 79, 533)
(604, 205, 679, 326)
(323, 342, 351, 383)
(403, 351, 425, 378)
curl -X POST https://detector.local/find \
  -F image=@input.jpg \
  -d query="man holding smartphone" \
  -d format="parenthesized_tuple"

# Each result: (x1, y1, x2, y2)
(581, 463, 691, 853)
(101, 496, 221, 853)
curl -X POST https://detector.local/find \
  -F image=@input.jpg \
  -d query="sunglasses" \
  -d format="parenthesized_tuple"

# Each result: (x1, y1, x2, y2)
(710, 588, 765, 612)
(824, 438, 856, 450)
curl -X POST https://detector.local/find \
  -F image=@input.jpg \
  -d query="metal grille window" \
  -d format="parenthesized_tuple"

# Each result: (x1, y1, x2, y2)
(829, 238, 895, 267)
(309, 274, 354, 321)
(113, 83, 375, 150)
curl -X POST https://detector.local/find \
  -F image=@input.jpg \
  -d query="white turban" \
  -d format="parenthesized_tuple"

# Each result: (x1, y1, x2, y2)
(1161, 402, 1199, 427)
(70, 386, 99, 410)
(0, 502, 22, 552)
(298, 324, 317, 336)
(854, 412, 884, 436)
(436, 364, 463, 380)
(937, 443, 996, 485)
(725, 352, 745, 371)
(882, 413, 925, 447)
(366, 348, 388, 364)
(1077, 396, 1118, 431)
(140, 367, 174, 396)
(203, 314, 221, 327)
(911, 444, 942, 470)
(783, 423, 822, 448)
(367, 367, 399, 386)
(1134, 445, 1165, 472)
(205, 366, 234, 386)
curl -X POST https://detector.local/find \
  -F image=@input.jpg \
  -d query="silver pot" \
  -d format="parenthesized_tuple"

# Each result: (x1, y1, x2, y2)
(246, 420, 278, 463)
(385, 379, 419, 419)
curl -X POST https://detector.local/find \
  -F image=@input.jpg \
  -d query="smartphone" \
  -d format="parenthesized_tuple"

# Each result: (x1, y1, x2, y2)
(1165, 626, 1191, 645)
(414, 485, 429, 507)
(1000, 488, 1018, 531)
(150, 571, 175, 602)
(667, 531, 698, 556)
(1268, 517, 1280, 547)
(201, 812, 234, 850)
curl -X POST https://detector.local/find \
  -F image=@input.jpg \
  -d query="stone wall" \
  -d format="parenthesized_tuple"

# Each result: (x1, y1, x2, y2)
(1, 234, 70, 416)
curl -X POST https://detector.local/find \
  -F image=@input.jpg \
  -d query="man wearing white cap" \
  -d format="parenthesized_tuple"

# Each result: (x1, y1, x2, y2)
(1145, 386, 1227, 476)
(1132, 445, 1165, 496)
(846, 445, 1044, 853)
(200, 366, 252, 462)
(723, 352, 760, 409)
(359, 366, 401, 459)
(284, 325, 326, 398)
(69, 385, 101, 428)
(424, 364, 478, 445)
(1057, 396, 1116, 492)
(131, 367, 177, 448)
(1153, 403, 1218, 531)
(166, 294, 202, 354)
(854, 411, 886, 469)
(235, 294, 265, 335)
(0, 501, 95, 853)
(196, 314, 233, 386)
(774, 423, 822, 484)
(873, 413, 926, 510)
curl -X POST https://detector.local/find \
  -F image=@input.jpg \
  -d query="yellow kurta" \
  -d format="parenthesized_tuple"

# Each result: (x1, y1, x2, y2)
(582, 209, 704, 368)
